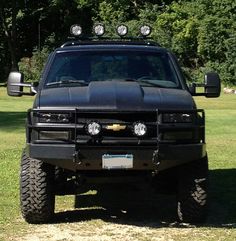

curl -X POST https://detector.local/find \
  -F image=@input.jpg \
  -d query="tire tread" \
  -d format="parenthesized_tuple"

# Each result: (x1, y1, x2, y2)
(20, 151, 55, 224)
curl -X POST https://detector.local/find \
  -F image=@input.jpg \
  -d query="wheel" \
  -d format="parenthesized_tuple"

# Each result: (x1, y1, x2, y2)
(177, 156, 208, 223)
(20, 151, 55, 224)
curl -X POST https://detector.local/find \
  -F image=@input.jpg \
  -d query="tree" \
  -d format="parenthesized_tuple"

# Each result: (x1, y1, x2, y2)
(0, 0, 19, 71)
(1, 0, 236, 85)
(150, 0, 236, 84)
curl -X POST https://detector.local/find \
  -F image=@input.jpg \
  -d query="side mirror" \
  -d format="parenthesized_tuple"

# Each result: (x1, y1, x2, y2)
(7, 71, 24, 96)
(189, 72, 221, 98)
(204, 72, 221, 98)
(7, 71, 37, 96)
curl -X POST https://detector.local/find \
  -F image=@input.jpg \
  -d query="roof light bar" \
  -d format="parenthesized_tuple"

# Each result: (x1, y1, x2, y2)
(70, 23, 152, 38)
(70, 24, 82, 36)
(94, 23, 105, 36)
(116, 24, 128, 37)
(140, 25, 152, 37)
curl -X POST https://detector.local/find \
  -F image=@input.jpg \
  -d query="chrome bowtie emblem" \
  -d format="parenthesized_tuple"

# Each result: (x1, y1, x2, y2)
(106, 124, 126, 131)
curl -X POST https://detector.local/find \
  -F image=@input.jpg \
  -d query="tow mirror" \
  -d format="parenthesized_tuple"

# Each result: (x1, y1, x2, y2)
(204, 72, 221, 98)
(7, 72, 24, 96)
(189, 72, 221, 98)
(7, 71, 37, 96)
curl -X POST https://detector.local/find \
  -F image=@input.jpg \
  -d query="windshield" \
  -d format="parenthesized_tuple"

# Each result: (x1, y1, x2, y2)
(45, 50, 180, 88)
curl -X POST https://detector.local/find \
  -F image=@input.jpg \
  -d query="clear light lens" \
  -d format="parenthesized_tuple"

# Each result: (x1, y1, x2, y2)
(140, 25, 152, 36)
(39, 131, 69, 140)
(117, 24, 128, 36)
(70, 24, 82, 36)
(94, 23, 105, 36)
(38, 113, 70, 123)
(87, 122, 101, 136)
(162, 113, 193, 123)
(133, 122, 147, 136)
(163, 131, 193, 141)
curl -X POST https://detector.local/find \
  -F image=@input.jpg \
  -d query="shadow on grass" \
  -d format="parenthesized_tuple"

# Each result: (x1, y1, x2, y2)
(54, 169, 236, 228)
(0, 112, 27, 132)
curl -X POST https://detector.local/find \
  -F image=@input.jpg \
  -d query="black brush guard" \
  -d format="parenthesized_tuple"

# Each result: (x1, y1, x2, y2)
(25, 108, 206, 171)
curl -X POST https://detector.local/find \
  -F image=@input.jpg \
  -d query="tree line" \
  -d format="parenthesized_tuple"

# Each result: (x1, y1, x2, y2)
(0, 0, 235, 85)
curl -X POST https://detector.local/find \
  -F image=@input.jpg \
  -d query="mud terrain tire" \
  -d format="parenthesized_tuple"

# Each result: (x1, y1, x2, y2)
(20, 151, 55, 224)
(177, 156, 208, 223)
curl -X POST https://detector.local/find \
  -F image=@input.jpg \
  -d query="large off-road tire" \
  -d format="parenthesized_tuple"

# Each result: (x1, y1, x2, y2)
(20, 151, 55, 224)
(177, 156, 208, 223)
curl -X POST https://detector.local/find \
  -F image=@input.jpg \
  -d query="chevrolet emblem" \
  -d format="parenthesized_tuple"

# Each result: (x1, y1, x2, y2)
(106, 124, 126, 131)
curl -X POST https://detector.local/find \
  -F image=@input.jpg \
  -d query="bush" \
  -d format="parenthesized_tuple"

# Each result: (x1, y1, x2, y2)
(18, 47, 50, 82)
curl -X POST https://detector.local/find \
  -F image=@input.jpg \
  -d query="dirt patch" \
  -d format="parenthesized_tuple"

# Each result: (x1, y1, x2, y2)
(11, 220, 236, 241)
(7, 184, 236, 241)
(13, 221, 194, 241)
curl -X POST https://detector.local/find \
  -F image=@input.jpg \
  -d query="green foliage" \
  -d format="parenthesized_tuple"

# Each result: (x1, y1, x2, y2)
(149, 0, 236, 85)
(18, 47, 50, 82)
(0, 0, 236, 85)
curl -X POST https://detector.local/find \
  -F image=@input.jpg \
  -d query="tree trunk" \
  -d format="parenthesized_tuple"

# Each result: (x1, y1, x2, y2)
(0, 1, 19, 71)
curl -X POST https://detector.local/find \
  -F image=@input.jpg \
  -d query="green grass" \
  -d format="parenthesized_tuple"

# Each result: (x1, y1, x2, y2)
(195, 95, 236, 169)
(0, 88, 34, 239)
(0, 87, 236, 240)
(194, 95, 236, 226)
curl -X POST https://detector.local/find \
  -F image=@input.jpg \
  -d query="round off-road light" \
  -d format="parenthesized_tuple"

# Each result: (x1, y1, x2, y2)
(70, 24, 82, 36)
(94, 23, 105, 36)
(140, 25, 152, 37)
(117, 24, 128, 36)
(87, 121, 101, 136)
(133, 122, 147, 136)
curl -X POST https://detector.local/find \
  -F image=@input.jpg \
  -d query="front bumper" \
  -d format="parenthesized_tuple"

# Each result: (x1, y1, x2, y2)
(26, 142, 206, 171)
(26, 108, 206, 172)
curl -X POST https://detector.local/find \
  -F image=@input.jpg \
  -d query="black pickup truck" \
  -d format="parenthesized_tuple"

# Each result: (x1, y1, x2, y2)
(7, 24, 220, 224)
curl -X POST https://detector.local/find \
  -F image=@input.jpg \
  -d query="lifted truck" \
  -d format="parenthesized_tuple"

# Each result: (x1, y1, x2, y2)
(7, 24, 221, 224)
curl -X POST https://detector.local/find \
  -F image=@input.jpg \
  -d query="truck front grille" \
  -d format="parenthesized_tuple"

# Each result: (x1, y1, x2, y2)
(74, 111, 157, 142)
(28, 109, 205, 146)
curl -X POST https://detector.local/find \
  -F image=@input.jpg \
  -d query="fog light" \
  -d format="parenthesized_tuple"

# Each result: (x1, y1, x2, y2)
(86, 121, 101, 136)
(133, 122, 147, 136)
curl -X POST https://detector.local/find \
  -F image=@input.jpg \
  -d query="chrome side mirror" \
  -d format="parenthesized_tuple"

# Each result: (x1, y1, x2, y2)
(7, 71, 37, 96)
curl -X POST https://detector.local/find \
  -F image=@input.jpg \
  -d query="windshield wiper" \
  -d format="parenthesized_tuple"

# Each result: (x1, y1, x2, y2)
(140, 80, 166, 87)
(124, 78, 164, 88)
(46, 79, 88, 87)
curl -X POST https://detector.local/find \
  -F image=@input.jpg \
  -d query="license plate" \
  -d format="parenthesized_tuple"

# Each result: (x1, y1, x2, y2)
(102, 154, 133, 169)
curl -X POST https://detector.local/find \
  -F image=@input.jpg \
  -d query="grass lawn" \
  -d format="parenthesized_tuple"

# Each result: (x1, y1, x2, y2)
(0, 87, 236, 240)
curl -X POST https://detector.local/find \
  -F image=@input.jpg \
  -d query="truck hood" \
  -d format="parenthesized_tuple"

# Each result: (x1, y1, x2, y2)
(37, 81, 195, 110)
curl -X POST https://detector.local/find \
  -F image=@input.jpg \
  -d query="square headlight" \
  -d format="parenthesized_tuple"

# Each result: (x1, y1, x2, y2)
(162, 113, 193, 123)
(37, 113, 70, 123)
